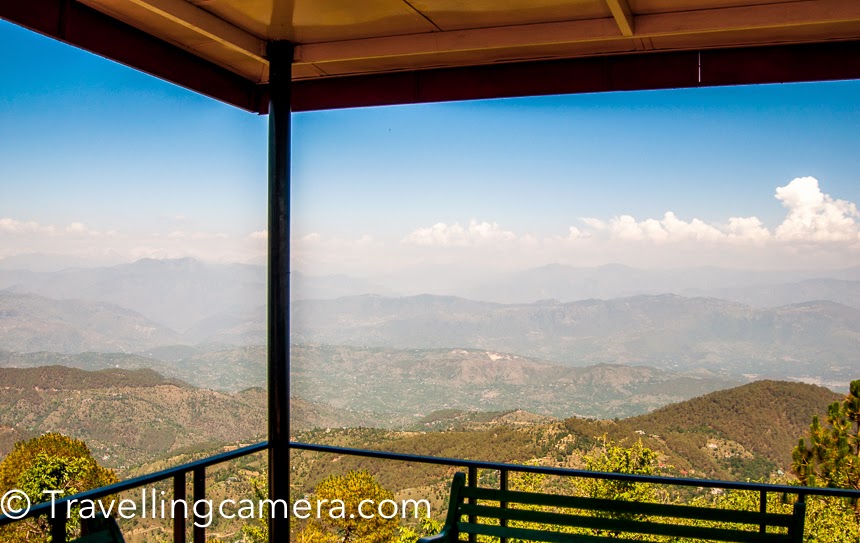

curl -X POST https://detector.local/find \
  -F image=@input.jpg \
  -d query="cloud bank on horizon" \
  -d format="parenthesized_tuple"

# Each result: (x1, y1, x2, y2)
(401, 177, 859, 248)
(2, 177, 858, 275)
(292, 176, 859, 279)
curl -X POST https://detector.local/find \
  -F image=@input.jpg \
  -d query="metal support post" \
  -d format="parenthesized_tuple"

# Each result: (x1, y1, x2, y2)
(267, 39, 293, 543)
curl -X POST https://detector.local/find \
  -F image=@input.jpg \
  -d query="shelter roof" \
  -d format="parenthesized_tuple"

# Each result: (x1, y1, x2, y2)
(3, 0, 859, 111)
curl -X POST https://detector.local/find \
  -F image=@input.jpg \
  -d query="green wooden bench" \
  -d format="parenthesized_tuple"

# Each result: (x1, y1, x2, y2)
(419, 472, 805, 543)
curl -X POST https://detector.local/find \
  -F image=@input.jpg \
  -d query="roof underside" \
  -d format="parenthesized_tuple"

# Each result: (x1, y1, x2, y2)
(2, 0, 860, 112)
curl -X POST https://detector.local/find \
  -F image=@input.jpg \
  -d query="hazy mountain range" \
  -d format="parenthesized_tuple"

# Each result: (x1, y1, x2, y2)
(0, 363, 841, 485)
(292, 294, 860, 385)
(2, 256, 859, 389)
(292, 344, 741, 419)
(2, 257, 859, 328)
(0, 257, 264, 332)
(461, 263, 860, 308)
(0, 346, 741, 420)
(0, 291, 181, 353)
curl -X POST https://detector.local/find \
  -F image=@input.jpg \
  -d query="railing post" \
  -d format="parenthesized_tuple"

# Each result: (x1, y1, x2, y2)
(467, 466, 477, 543)
(267, 38, 293, 543)
(759, 489, 767, 534)
(499, 469, 508, 543)
(173, 473, 187, 543)
(50, 514, 66, 543)
(791, 493, 806, 543)
(193, 467, 205, 543)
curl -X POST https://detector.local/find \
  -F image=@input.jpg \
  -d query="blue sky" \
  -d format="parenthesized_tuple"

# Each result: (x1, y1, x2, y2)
(1, 18, 858, 277)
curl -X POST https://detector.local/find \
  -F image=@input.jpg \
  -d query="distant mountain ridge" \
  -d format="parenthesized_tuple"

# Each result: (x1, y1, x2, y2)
(292, 293, 860, 383)
(4, 284, 857, 388)
(685, 278, 860, 310)
(461, 263, 860, 307)
(0, 344, 742, 420)
(0, 291, 182, 353)
(292, 344, 741, 420)
(0, 257, 265, 332)
(3, 257, 860, 335)
(0, 366, 265, 469)
(0, 366, 374, 470)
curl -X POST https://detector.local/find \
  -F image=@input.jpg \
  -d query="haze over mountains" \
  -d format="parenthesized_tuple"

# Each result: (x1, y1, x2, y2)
(2, 256, 860, 317)
(0, 346, 740, 420)
(1, 254, 858, 491)
(1, 256, 859, 391)
(293, 294, 860, 385)
(461, 263, 860, 308)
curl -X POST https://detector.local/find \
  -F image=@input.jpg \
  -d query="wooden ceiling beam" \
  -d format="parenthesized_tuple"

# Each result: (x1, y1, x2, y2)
(288, 40, 860, 112)
(295, 0, 860, 68)
(606, 0, 634, 37)
(0, 0, 266, 113)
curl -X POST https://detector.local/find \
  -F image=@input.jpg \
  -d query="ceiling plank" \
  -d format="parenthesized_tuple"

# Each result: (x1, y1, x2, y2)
(295, 18, 619, 64)
(78, 0, 266, 63)
(606, 0, 634, 37)
(637, 0, 860, 35)
(295, 0, 860, 68)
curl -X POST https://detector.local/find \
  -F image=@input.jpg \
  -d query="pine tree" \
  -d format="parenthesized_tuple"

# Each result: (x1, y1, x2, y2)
(792, 380, 860, 490)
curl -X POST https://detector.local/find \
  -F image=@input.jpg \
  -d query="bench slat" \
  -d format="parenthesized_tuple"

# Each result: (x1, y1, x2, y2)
(461, 486, 794, 526)
(458, 504, 793, 543)
(457, 521, 648, 543)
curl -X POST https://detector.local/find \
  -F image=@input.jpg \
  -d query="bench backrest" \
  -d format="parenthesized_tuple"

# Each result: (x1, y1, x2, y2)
(442, 472, 805, 543)
(69, 514, 126, 543)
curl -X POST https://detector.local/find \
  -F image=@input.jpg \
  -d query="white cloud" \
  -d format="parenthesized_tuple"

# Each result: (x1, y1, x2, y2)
(572, 177, 860, 247)
(726, 216, 770, 243)
(774, 176, 859, 242)
(610, 215, 666, 242)
(566, 226, 587, 240)
(662, 212, 724, 242)
(0, 218, 55, 235)
(597, 212, 726, 243)
(402, 220, 518, 247)
(580, 217, 606, 230)
(249, 230, 268, 241)
(63, 222, 115, 238)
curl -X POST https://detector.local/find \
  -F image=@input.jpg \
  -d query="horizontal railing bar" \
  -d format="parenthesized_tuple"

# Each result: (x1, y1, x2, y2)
(4, 436, 860, 531)
(0, 441, 269, 527)
(288, 441, 860, 498)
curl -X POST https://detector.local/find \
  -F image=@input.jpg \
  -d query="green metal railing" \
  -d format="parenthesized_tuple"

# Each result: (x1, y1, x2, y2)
(3, 440, 860, 543)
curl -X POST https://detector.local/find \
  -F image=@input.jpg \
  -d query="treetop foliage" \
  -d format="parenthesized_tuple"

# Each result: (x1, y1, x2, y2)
(793, 380, 860, 491)
(0, 433, 118, 542)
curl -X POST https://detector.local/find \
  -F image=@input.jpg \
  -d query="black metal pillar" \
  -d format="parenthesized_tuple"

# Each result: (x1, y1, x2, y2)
(267, 39, 292, 543)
